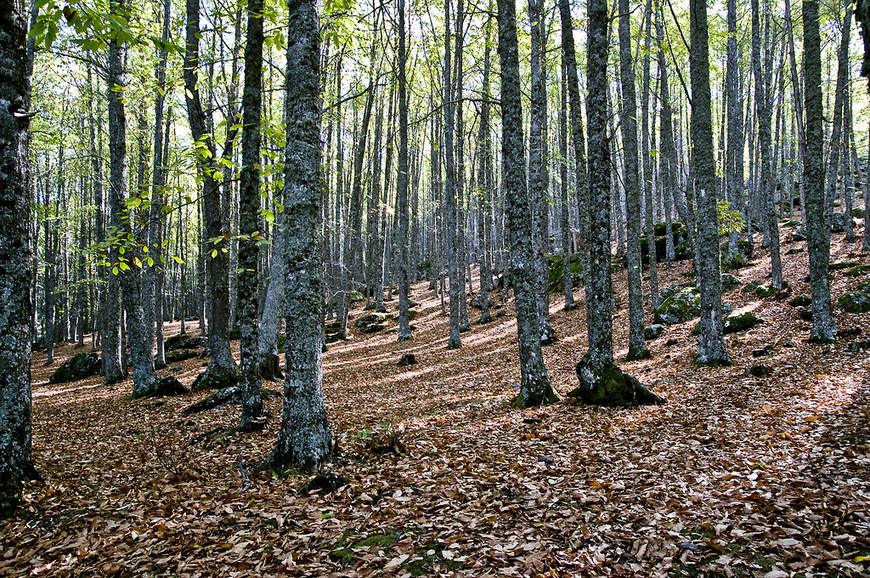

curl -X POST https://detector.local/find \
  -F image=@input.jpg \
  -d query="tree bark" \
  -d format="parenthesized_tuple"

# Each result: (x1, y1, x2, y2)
(265, 0, 332, 470)
(496, 0, 558, 408)
(0, 0, 38, 513)
(802, 0, 836, 342)
(690, 0, 731, 366)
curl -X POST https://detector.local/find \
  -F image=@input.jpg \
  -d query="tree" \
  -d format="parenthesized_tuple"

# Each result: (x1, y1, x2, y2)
(236, 0, 266, 431)
(0, 0, 39, 514)
(690, 0, 731, 366)
(617, 0, 648, 361)
(802, 0, 836, 343)
(265, 0, 331, 470)
(395, 0, 413, 342)
(496, 0, 558, 408)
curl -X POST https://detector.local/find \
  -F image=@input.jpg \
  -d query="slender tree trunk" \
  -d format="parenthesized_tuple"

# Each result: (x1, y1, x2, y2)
(237, 0, 266, 431)
(618, 0, 648, 361)
(802, 0, 836, 342)
(690, 0, 731, 366)
(477, 16, 495, 322)
(559, 58, 575, 310)
(0, 0, 39, 513)
(656, 6, 676, 264)
(640, 0, 659, 310)
(395, 0, 413, 342)
(444, 0, 461, 349)
(108, 0, 160, 397)
(266, 0, 332, 471)
(497, 0, 558, 409)
(726, 0, 745, 260)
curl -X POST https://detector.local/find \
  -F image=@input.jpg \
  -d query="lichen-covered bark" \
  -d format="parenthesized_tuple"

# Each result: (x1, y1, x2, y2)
(497, 0, 558, 409)
(237, 0, 265, 431)
(802, 0, 836, 342)
(0, 0, 37, 513)
(395, 0, 413, 343)
(725, 0, 745, 263)
(107, 0, 160, 398)
(443, 0, 461, 349)
(558, 0, 589, 279)
(266, 0, 332, 470)
(655, 6, 677, 264)
(477, 19, 495, 322)
(617, 0, 648, 362)
(258, 207, 286, 378)
(528, 0, 555, 345)
(639, 0, 658, 310)
(690, 0, 731, 366)
(584, 0, 614, 371)
(183, 0, 238, 383)
(558, 59, 574, 311)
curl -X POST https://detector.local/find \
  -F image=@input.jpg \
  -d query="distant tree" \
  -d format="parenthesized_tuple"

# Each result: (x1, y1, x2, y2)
(395, 0, 413, 342)
(265, 0, 332, 470)
(0, 0, 39, 514)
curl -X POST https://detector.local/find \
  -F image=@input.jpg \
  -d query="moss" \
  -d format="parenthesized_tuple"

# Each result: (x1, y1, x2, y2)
(858, 282, 870, 293)
(654, 287, 700, 325)
(191, 364, 239, 392)
(844, 264, 870, 277)
(404, 543, 463, 576)
(721, 273, 741, 292)
(723, 312, 763, 334)
(785, 247, 803, 255)
(754, 284, 776, 299)
(329, 530, 400, 566)
(48, 353, 101, 384)
(789, 295, 811, 308)
(750, 365, 771, 378)
(511, 383, 561, 409)
(165, 334, 206, 350)
(838, 291, 870, 314)
(798, 309, 813, 322)
(355, 312, 389, 328)
(568, 357, 665, 406)
(852, 208, 865, 218)
(830, 261, 860, 271)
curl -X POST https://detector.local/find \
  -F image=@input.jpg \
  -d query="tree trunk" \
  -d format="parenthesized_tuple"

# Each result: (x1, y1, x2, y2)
(802, 0, 837, 342)
(265, 0, 332, 471)
(558, 58, 575, 310)
(618, 0, 648, 361)
(640, 0, 658, 310)
(0, 0, 38, 513)
(395, 0, 413, 342)
(237, 0, 266, 432)
(496, 0, 558, 409)
(444, 0, 461, 349)
(108, 0, 160, 397)
(477, 15, 495, 322)
(690, 0, 731, 366)
(656, 6, 676, 264)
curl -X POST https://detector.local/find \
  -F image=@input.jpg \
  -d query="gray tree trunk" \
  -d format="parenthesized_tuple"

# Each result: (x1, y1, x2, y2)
(618, 0, 648, 361)
(690, 0, 731, 366)
(395, 0, 413, 342)
(559, 58, 575, 310)
(237, 0, 265, 432)
(639, 0, 659, 309)
(656, 6, 676, 264)
(802, 0, 837, 342)
(726, 0, 745, 260)
(444, 0, 461, 349)
(477, 16, 495, 323)
(0, 0, 38, 513)
(266, 0, 332, 471)
(496, 0, 558, 409)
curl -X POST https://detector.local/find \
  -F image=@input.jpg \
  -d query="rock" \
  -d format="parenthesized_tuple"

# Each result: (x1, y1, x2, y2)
(678, 542, 700, 552)
(537, 455, 554, 464)
(752, 346, 772, 357)
(397, 353, 416, 367)
(798, 309, 813, 322)
(721, 273, 741, 292)
(666, 338, 679, 346)
(164, 334, 206, 351)
(785, 247, 803, 255)
(742, 282, 760, 294)
(750, 365, 771, 378)
(754, 284, 777, 299)
(568, 356, 666, 407)
(789, 295, 811, 307)
(830, 212, 855, 233)
(791, 228, 806, 242)
(838, 291, 870, 314)
(858, 282, 870, 293)
(782, 340, 797, 348)
(644, 324, 665, 340)
(361, 323, 386, 334)
(847, 341, 870, 352)
(355, 312, 388, 329)
(191, 364, 239, 392)
(298, 472, 347, 495)
(48, 353, 102, 384)
(348, 291, 365, 304)
(840, 327, 862, 338)
(654, 287, 700, 325)
(138, 376, 189, 398)
(723, 312, 763, 334)
(165, 348, 199, 363)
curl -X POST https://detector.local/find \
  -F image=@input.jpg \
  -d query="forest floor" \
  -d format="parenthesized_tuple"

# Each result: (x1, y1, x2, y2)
(2, 223, 870, 577)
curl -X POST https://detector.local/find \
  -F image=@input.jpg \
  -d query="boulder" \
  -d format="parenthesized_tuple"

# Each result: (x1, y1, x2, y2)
(355, 312, 388, 329)
(830, 212, 855, 233)
(398, 353, 417, 367)
(723, 312, 763, 334)
(789, 295, 811, 307)
(749, 365, 771, 378)
(136, 376, 189, 399)
(721, 273, 741, 292)
(164, 334, 206, 351)
(798, 309, 813, 322)
(838, 291, 870, 314)
(49, 353, 101, 384)
(654, 287, 700, 325)
(644, 324, 665, 340)
(361, 323, 386, 334)
(844, 264, 870, 277)
(165, 348, 199, 363)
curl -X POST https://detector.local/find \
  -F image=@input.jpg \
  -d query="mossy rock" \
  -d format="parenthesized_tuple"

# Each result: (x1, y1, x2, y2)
(48, 352, 101, 384)
(568, 356, 665, 407)
(660, 282, 695, 301)
(785, 248, 803, 255)
(165, 334, 206, 351)
(723, 312, 763, 334)
(830, 261, 860, 271)
(782, 219, 801, 228)
(546, 253, 583, 293)
(654, 287, 700, 325)
(754, 284, 777, 299)
(844, 264, 870, 277)
(348, 291, 365, 304)
(165, 348, 199, 363)
(134, 376, 189, 399)
(857, 282, 870, 293)
(361, 323, 386, 334)
(789, 295, 811, 308)
(644, 324, 665, 340)
(721, 273, 741, 292)
(722, 252, 748, 271)
(653, 221, 684, 236)
(191, 364, 239, 392)
(831, 213, 855, 233)
(852, 208, 865, 218)
(798, 309, 813, 322)
(837, 291, 870, 314)
(325, 332, 344, 344)
(355, 312, 388, 328)
(749, 365, 771, 378)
